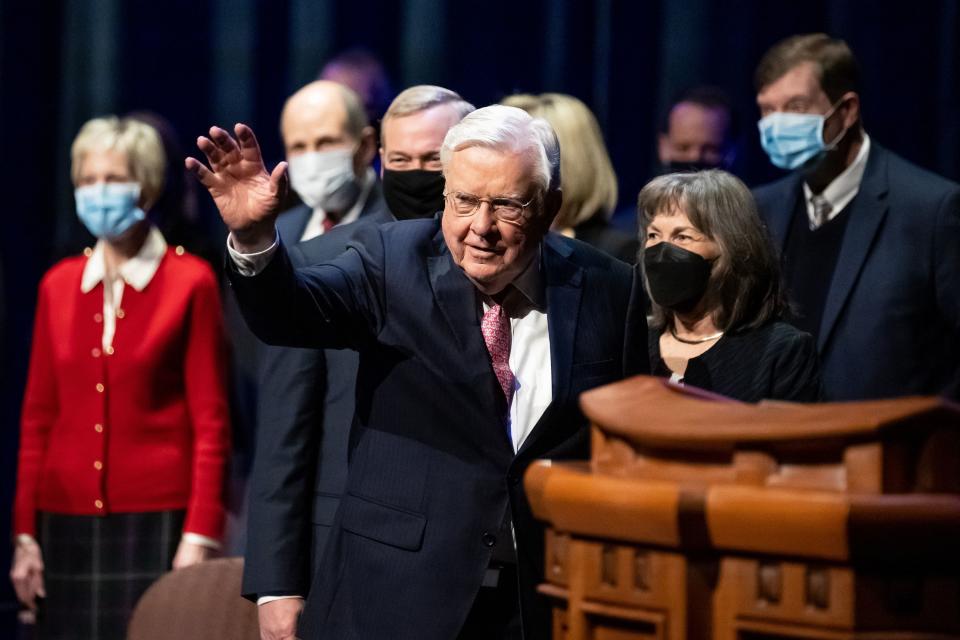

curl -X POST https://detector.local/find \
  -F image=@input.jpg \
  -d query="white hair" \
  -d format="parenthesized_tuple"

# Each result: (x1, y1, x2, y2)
(440, 104, 560, 194)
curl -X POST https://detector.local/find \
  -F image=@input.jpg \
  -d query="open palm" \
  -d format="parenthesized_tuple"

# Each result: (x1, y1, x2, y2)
(186, 123, 287, 248)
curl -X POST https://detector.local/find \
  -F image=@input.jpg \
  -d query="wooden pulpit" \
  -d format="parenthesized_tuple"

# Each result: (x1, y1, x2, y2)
(525, 376, 960, 640)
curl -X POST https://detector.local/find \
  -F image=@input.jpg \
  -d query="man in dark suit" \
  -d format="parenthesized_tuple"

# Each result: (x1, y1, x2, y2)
(243, 85, 475, 640)
(751, 33, 960, 401)
(188, 104, 648, 639)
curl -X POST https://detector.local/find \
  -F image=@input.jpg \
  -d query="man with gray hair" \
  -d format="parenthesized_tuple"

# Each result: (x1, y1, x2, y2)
(243, 85, 474, 640)
(188, 104, 648, 639)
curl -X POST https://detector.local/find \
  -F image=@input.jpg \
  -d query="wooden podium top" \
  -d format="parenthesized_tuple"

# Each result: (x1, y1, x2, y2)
(579, 376, 960, 494)
(580, 376, 959, 451)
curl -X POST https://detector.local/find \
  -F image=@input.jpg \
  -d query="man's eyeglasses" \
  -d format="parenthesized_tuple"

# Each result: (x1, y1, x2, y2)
(443, 191, 536, 226)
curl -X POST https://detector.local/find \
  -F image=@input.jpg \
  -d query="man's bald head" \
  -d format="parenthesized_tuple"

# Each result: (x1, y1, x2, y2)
(280, 80, 369, 157)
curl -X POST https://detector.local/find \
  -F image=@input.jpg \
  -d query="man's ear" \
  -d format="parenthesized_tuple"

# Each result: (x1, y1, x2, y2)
(839, 91, 861, 130)
(354, 126, 378, 175)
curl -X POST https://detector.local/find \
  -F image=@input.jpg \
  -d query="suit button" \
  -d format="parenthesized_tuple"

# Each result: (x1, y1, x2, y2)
(481, 532, 497, 548)
(94, 313, 103, 323)
(93, 460, 103, 470)
(94, 499, 103, 509)
(91, 348, 101, 358)
(116, 308, 125, 319)
(94, 423, 103, 433)
(105, 345, 115, 355)
(96, 383, 105, 393)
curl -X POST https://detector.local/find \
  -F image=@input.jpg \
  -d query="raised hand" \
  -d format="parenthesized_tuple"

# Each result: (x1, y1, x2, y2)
(186, 123, 287, 252)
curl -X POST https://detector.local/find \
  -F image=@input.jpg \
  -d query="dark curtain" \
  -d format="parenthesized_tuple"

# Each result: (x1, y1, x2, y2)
(1, 0, 958, 631)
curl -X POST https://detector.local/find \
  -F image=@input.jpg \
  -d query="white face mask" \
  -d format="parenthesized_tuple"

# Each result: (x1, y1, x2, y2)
(287, 148, 360, 212)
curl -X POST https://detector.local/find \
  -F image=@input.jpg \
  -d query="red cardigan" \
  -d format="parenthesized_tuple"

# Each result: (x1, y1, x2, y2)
(14, 248, 230, 539)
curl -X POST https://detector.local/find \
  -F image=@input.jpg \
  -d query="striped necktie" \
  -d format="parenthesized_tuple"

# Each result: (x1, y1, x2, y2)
(810, 194, 833, 228)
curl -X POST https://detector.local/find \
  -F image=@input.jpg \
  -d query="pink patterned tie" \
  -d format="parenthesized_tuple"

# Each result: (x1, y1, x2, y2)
(481, 303, 514, 409)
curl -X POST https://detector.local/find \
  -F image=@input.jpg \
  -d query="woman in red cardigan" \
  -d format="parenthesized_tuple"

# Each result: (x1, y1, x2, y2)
(10, 116, 230, 639)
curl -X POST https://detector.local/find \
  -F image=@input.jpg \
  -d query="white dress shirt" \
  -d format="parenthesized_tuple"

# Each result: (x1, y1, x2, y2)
(482, 256, 552, 452)
(802, 134, 871, 229)
(300, 168, 376, 241)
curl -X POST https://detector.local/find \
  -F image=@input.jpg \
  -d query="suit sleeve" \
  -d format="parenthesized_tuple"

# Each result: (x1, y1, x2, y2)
(227, 224, 385, 351)
(933, 186, 960, 398)
(241, 343, 324, 600)
(14, 277, 59, 537)
(182, 266, 230, 539)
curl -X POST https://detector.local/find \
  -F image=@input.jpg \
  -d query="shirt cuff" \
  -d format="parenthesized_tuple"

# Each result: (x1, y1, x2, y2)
(15, 534, 38, 548)
(227, 230, 280, 276)
(182, 532, 222, 550)
(257, 595, 305, 606)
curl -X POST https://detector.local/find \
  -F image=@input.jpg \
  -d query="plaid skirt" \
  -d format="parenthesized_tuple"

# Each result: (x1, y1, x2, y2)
(34, 510, 184, 640)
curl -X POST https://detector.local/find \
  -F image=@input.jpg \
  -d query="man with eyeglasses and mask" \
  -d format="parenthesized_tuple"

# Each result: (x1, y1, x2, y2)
(752, 33, 960, 402)
(243, 85, 474, 640)
(189, 104, 647, 640)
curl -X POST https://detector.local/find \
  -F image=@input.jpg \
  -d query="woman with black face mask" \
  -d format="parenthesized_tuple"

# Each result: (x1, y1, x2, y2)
(638, 170, 822, 402)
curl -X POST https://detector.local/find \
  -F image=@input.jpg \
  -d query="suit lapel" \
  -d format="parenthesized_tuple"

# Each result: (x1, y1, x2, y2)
(358, 181, 390, 221)
(427, 257, 479, 354)
(516, 235, 582, 458)
(818, 145, 890, 351)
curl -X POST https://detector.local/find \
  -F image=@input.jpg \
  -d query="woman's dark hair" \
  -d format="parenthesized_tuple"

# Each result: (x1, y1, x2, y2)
(637, 170, 789, 332)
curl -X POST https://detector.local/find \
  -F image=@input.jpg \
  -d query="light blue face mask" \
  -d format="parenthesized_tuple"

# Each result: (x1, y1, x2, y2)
(75, 182, 146, 239)
(757, 101, 845, 170)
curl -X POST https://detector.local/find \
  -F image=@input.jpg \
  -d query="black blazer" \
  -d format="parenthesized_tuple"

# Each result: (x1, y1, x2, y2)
(649, 321, 822, 402)
(228, 218, 648, 639)
(754, 142, 960, 401)
(241, 185, 391, 600)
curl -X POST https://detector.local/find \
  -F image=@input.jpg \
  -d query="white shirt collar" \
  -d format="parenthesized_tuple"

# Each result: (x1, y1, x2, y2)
(803, 133, 871, 228)
(301, 168, 377, 242)
(81, 226, 168, 293)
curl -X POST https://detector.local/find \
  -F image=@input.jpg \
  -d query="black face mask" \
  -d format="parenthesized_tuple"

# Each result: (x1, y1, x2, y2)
(663, 160, 723, 174)
(643, 241, 713, 312)
(382, 169, 445, 220)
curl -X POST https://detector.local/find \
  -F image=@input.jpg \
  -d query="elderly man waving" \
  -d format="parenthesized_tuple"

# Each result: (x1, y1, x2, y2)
(188, 105, 647, 640)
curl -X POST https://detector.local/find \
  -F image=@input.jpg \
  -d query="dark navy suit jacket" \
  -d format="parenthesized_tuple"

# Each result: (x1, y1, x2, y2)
(229, 218, 648, 639)
(754, 142, 960, 401)
(241, 185, 391, 601)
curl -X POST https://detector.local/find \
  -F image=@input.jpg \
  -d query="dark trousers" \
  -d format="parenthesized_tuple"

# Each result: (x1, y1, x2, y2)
(456, 566, 523, 640)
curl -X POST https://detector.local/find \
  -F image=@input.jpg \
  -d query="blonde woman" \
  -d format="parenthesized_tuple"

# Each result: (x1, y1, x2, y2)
(11, 116, 230, 639)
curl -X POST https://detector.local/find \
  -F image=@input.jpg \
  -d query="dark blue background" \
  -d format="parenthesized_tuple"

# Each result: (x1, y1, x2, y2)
(1, 0, 958, 632)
